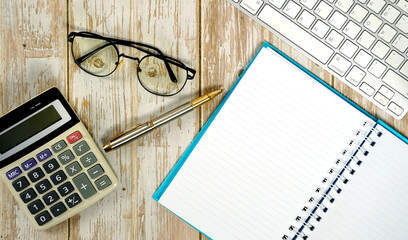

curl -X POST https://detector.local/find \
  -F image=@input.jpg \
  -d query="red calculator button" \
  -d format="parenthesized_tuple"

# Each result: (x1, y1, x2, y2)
(67, 131, 82, 144)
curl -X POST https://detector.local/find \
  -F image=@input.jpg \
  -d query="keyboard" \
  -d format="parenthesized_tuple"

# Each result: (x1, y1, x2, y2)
(226, 0, 408, 119)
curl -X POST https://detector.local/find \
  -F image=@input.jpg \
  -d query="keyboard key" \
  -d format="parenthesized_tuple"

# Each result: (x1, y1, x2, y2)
(335, 0, 354, 12)
(58, 182, 75, 197)
(73, 141, 90, 156)
(283, 1, 302, 18)
(73, 173, 97, 199)
(258, 5, 334, 63)
(326, 30, 344, 48)
(379, 85, 394, 99)
(80, 152, 98, 167)
(269, 0, 286, 8)
(20, 188, 37, 203)
(21, 158, 37, 171)
(43, 158, 60, 174)
(240, 0, 263, 14)
(58, 150, 75, 165)
(315, 1, 333, 19)
(67, 131, 82, 144)
(6, 167, 22, 180)
(346, 66, 366, 86)
(35, 211, 52, 226)
(35, 179, 52, 194)
(329, 11, 347, 29)
(328, 54, 352, 76)
(357, 31, 376, 49)
(388, 102, 404, 116)
(397, 0, 408, 13)
(364, 14, 383, 32)
(382, 5, 400, 23)
(65, 161, 82, 176)
(50, 202, 67, 217)
(374, 92, 389, 105)
(36, 149, 52, 162)
(401, 62, 408, 77)
(65, 193, 82, 208)
(12, 176, 30, 192)
(43, 190, 60, 206)
(354, 50, 373, 68)
(378, 24, 397, 42)
(95, 175, 112, 190)
(350, 4, 368, 22)
(27, 168, 45, 183)
(88, 164, 105, 179)
(382, 70, 408, 98)
(340, 40, 358, 58)
(396, 15, 408, 33)
(392, 34, 408, 52)
(360, 82, 375, 96)
(386, 51, 404, 69)
(298, 10, 316, 28)
(367, 0, 386, 13)
(27, 199, 45, 214)
(299, 0, 318, 9)
(343, 21, 362, 39)
(51, 140, 67, 153)
(368, 60, 387, 77)
(312, 20, 330, 38)
(371, 41, 390, 59)
(50, 170, 67, 185)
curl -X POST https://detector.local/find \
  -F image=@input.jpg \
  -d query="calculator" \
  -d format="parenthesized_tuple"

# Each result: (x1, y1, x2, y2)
(0, 87, 118, 230)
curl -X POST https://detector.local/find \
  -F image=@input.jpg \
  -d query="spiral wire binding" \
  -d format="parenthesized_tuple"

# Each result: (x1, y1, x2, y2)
(282, 121, 382, 240)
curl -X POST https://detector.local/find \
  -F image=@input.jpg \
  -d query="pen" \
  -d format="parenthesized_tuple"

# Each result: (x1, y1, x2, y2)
(103, 89, 224, 152)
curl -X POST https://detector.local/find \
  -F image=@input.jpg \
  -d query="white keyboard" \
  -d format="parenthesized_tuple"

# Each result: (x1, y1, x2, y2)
(227, 0, 408, 119)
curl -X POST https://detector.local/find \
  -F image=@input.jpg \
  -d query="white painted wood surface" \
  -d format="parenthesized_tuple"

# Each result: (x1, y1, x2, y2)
(1, 0, 407, 239)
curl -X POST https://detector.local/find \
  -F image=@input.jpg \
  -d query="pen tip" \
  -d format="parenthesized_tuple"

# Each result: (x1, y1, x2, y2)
(103, 143, 113, 152)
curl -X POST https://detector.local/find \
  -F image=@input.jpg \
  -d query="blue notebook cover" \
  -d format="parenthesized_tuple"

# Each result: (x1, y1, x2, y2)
(153, 42, 408, 237)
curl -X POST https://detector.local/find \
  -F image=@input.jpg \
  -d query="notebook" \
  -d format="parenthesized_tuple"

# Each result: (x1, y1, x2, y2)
(153, 42, 408, 240)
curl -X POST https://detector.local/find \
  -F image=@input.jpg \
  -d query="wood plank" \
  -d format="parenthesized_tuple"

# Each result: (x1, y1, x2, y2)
(68, 0, 201, 239)
(0, 0, 68, 239)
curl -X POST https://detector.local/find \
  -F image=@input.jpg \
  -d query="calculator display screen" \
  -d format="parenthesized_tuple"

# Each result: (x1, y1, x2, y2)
(0, 106, 62, 154)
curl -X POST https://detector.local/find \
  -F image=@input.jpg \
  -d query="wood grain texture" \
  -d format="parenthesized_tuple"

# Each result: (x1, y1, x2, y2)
(0, 0, 407, 239)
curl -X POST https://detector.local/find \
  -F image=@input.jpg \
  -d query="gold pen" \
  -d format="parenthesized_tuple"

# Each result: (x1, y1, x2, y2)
(103, 89, 224, 152)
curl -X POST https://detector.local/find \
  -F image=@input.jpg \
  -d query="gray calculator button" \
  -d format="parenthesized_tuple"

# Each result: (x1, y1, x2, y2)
(87, 164, 104, 179)
(73, 141, 90, 156)
(58, 150, 75, 165)
(51, 140, 67, 153)
(80, 152, 97, 167)
(95, 175, 112, 190)
(65, 161, 82, 176)
(73, 173, 96, 199)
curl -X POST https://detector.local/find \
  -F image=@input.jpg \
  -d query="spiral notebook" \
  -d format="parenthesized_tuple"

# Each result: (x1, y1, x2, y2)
(153, 42, 408, 240)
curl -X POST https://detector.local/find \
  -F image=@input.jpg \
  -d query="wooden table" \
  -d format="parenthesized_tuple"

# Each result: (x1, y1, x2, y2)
(1, 0, 407, 239)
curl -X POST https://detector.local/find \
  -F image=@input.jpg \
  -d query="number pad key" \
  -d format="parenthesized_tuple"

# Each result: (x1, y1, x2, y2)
(95, 176, 112, 190)
(50, 202, 67, 217)
(35, 211, 52, 226)
(27, 168, 45, 183)
(73, 173, 97, 199)
(50, 170, 67, 185)
(20, 188, 37, 203)
(65, 193, 82, 208)
(58, 150, 75, 165)
(65, 161, 82, 176)
(35, 179, 52, 194)
(73, 141, 90, 156)
(43, 190, 60, 206)
(12, 176, 30, 192)
(43, 158, 60, 174)
(58, 182, 75, 197)
(28, 200, 45, 214)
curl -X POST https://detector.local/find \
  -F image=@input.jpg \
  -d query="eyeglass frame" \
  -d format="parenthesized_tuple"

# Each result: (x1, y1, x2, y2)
(68, 31, 196, 96)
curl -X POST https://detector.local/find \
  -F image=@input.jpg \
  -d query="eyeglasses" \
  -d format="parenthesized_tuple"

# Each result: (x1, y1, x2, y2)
(68, 32, 196, 96)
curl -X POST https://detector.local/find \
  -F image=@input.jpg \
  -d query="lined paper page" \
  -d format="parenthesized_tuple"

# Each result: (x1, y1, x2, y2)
(157, 46, 374, 239)
(309, 124, 408, 240)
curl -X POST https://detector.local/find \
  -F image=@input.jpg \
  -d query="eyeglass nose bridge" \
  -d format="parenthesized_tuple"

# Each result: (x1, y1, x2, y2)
(119, 53, 140, 62)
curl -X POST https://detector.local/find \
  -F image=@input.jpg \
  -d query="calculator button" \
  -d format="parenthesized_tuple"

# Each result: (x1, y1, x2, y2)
(95, 175, 112, 190)
(88, 164, 104, 179)
(50, 170, 67, 185)
(73, 173, 97, 199)
(43, 158, 60, 174)
(12, 176, 30, 192)
(73, 141, 90, 156)
(43, 190, 60, 206)
(35, 179, 52, 194)
(58, 182, 75, 197)
(36, 149, 52, 162)
(65, 193, 82, 208)
(58, 150, 75, 165)
(21, 158, 37, 171)
(27, 168, 45, 183)
(65, 161, 82, 176)
(35, 211, 52, 226)
(28, 200, 45, 214)
(6, 167, 22, 180)
(20, 188, 37, 203)
(51, 140, 67, 153)
(50, 202, 67, 217)
(67, 131, 82, 144)
(80, 152, 97, 167)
